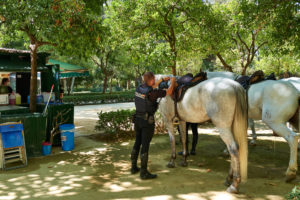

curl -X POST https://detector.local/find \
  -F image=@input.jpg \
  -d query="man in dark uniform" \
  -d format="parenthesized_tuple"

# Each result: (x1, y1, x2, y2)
(131, 72, 176, 180)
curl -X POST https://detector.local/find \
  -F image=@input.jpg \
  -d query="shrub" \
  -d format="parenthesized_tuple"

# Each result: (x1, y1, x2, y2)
(95, 109, 167, 139)
(63, 91, 134, 105)
(286, 186, 300, 200)
(95, 109, 135, 134)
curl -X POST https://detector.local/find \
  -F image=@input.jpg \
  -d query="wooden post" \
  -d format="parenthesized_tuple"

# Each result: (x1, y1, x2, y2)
(70, 77, 75, 94)
(29, 43, 38, 113)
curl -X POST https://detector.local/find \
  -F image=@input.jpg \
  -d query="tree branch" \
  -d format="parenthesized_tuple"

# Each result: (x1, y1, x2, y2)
(236, 31, 250, 53)
(216, 53, 233, 72)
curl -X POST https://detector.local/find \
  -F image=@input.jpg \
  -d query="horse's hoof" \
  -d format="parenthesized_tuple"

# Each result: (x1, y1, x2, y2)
(226, 185, 238, 194)
(179, 161, 188, 167)
(285, 173, 297, 182)
(166, 162, 175, 168)
(222, 149, 230, 157)
(224, 178, 232, 187)
(250, 140, 256, 146)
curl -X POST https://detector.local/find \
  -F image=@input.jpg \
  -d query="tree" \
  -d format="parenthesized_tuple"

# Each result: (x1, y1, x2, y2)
(179, 0, 299, 75)
(108, 1, 170, 86)
(111, 0, 187, 75)
(0, 0, 103, 111)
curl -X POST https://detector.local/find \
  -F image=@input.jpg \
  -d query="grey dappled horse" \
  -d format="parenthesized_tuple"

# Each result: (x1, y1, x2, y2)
(249, 77, 300, 144)
(157, 76, 248, 193)
(206, 72, 300, 182)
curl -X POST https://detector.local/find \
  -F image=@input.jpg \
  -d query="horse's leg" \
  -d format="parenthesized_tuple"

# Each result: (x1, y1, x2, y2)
(190, 123, 198, 155)
(249, 118, 257, 146)
(218, 127, 241, 193)
(179, 121, 188, 167)
(264, 121, 299, 182)
(167, 125, 176, 168)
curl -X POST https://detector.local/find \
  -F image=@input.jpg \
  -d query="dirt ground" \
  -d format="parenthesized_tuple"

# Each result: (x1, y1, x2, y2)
(0, 103, 298, 200)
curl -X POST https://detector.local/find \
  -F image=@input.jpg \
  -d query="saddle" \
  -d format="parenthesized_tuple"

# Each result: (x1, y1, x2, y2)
(173, 72, 207, 102)
(236, 70, 276, 90)
(171, 72, 207, 125)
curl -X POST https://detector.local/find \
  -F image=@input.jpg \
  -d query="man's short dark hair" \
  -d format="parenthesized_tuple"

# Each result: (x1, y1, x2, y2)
(1, 78, 9, 85)
(143, 72, 155, 83)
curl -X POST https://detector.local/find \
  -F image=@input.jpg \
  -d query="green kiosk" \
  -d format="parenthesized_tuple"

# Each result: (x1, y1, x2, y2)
(0, 48, 74, 157)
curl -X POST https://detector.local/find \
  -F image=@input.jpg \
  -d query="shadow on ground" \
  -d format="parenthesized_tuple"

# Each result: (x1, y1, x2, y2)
(0, 129, 297, 200)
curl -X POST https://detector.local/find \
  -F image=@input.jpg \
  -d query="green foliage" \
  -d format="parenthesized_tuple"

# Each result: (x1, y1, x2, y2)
(254, 54, 300, 76)
(96, 109, 135, 134)
(63, 91, 134, 105)
(286, 186, 300, 200)
(0, 0, 104, 57)
(1, 0, 299, 82)
(95, 109, 167, 136)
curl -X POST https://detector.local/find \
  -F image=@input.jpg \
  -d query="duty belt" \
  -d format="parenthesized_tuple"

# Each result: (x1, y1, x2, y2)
(136, 112, 152, 120)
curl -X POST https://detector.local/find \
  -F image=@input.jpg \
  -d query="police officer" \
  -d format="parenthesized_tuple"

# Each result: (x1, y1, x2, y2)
(131, 72, 176, 180)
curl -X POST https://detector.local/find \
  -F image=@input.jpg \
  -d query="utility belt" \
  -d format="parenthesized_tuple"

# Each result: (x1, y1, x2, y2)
(133, 112, 155, 124)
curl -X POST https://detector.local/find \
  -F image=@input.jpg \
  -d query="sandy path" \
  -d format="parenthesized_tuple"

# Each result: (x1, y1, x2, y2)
(0, 103, 297, 200)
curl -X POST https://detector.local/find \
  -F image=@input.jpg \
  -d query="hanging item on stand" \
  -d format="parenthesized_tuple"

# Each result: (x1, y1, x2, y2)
(43, 84, 54, 116)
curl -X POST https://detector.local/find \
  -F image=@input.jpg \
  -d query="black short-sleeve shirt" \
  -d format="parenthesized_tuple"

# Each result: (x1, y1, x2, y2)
(148, 89, 166, 102)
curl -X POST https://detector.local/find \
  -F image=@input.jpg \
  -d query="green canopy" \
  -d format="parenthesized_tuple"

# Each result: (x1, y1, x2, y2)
(0, 48, 50, 72)
(48, 59, 89, 78)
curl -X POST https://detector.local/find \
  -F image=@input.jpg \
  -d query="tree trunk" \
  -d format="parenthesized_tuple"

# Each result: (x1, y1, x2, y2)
(171, 65, 176, 76)
(171, 43, 177, 76)
(241, 66, 247, 76)
(109, 77, 113, 94)
(216, 53, 233, 72)
(67, 78, 72, 95)
(127, 80, 130, 90)
(29, 43, 38, 113)
(103, 73, 108, 94)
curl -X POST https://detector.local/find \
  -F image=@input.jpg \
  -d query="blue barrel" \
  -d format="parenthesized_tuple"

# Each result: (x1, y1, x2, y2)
(59, 124, 75, 151)
(42, 142, 51, 155)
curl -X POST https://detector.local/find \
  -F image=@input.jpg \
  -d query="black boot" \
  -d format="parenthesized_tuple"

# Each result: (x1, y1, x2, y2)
(140, 153, 157, 180)
(190, 149, 196, 155)
(130, 149, 140, 174)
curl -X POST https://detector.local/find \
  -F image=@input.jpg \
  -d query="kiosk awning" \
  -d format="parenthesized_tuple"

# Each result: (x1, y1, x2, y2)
(48, 59, 89, 78)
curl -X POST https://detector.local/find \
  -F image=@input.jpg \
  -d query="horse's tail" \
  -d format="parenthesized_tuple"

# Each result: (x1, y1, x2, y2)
(232, 85, 248, 182)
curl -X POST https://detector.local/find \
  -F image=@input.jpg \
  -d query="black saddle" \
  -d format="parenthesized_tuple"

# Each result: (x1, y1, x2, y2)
(173, 72, 207, 102)
(236, 70, 276, 90)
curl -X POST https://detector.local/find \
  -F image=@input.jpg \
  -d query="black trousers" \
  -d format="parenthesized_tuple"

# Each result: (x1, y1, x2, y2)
(178, 122, 198, 150)
(132, 117, 155, 155)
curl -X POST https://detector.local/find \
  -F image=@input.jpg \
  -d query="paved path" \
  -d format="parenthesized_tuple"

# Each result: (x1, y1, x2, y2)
(75, 102, 134, 120)
(74, 102, 134, 136)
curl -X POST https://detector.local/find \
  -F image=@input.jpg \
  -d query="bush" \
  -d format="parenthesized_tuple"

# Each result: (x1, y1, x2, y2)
(63, 91, 134, 105)
(286, 186, 300, 200)
(95, 109, 167, 140)
(95, 109, 135, 134)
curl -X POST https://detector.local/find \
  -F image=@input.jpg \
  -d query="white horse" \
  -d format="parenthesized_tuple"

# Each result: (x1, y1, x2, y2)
(250, 77, 300, 139)
(206, 71, 239, 80)
(248, 77, 300, 145)
(206, 72, 300, 182)
(247, 80, 299, 181)
(158, 76, 248, 193)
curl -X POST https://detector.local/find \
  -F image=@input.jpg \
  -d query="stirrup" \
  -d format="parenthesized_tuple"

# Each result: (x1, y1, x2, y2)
(172, 116, 180, 126)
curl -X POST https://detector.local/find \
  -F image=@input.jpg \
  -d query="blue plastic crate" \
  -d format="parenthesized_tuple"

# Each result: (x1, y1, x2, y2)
(0, 124, 23, 133)
(0, 124, 24, 149)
